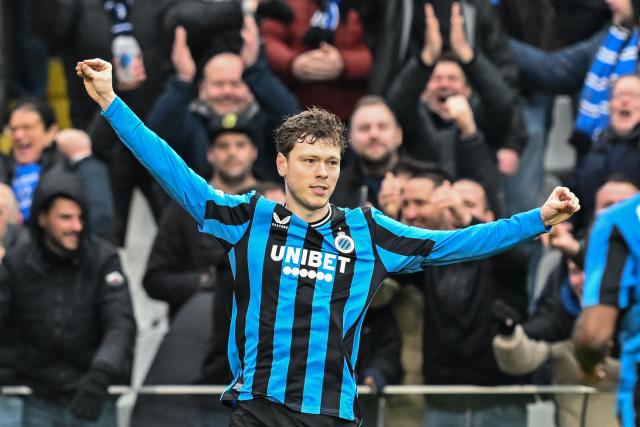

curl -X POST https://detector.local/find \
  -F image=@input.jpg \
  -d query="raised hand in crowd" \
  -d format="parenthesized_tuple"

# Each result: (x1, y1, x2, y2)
(442, 95, 477, 138)
(378, 172, 405, 219)
(540, 221, 581, 257)
(421, 4, 442, 67)
(172, 26, 197, 84)
(292, 41, 345, 82)
(431, 180, 473, 228)
(540, 187, 581, 227)
(240, 15, 261, 68)
(56, 128, 94, 161)
(449, 2, 473, 64)
(497, 147, 519, 176)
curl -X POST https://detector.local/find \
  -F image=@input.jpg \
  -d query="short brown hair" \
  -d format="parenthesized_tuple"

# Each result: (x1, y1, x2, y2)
(350, 95, 399, 128)
(275, 107, 347, 157)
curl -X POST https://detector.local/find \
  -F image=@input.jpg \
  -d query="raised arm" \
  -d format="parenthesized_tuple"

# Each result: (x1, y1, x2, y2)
(373, 187, 580, 273)
(76, 59, 252, 245)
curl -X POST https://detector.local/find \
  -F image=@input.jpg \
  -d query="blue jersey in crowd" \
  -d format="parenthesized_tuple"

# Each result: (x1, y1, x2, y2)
(102, 97, 549, 422)
(583, 194, 640, 427)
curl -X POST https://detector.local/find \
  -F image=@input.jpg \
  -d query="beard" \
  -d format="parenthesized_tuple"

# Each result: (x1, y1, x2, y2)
(217, 168, 251, 187)
(359, 150, 397, 176)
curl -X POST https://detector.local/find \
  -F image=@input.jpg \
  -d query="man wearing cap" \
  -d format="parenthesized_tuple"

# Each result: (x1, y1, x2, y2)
(147, 18, 300, 181)
(133, 115, 263, 425)
(0, 172, 136, 425)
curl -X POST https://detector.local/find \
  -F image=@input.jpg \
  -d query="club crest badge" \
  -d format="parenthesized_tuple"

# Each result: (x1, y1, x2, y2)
(334, 233, 355, 254)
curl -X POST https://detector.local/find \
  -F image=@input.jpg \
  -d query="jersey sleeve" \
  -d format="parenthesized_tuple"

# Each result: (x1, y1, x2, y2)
(370, 208, 548, 274)
(582, 222, 630, 309)
(102, 97, 251, 246)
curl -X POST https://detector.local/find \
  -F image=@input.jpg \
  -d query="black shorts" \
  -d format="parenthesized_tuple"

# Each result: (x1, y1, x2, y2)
(230, 397, 357, 427)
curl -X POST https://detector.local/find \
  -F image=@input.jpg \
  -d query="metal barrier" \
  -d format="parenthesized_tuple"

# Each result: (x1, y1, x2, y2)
(0, 384, 601, 395)
(1, 384, 605, 427)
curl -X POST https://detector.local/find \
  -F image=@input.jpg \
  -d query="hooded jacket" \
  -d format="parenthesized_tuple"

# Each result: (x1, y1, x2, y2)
(0, 172, 136, 403)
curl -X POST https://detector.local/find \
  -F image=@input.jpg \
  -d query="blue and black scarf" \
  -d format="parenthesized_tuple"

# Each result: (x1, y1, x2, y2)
(575, 25, 639, 143)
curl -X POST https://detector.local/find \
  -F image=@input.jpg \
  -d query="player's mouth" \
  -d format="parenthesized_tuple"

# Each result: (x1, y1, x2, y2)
(310, 185, 329, 196)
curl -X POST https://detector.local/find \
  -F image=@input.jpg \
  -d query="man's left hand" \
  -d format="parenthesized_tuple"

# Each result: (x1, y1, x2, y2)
(540, 186, 580, 227)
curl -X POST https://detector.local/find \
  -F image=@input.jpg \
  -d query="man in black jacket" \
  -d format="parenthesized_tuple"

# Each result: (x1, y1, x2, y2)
(386, 2, 524, 179)
(0, 172, 136, 425)
(132, 118, 262, 426)
(397, 170, 530, 427)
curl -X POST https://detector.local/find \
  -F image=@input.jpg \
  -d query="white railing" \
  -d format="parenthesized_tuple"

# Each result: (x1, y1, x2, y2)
(1, 384, 605, 427)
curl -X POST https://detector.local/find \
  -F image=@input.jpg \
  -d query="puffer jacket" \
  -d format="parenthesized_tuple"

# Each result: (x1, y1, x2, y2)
(0, 173, 136, 403)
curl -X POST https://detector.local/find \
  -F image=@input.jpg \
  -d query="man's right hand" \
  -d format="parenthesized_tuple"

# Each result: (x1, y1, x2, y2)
(444, 95, 476, 136)
(378, 172, 405, 219)
(76, 59, 117, 111)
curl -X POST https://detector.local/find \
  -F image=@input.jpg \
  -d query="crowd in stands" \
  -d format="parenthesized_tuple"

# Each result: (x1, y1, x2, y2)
(0, 0, 639, 426)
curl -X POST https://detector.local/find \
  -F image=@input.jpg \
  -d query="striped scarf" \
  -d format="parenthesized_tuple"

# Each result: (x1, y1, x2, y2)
(575, 25, 639, 141)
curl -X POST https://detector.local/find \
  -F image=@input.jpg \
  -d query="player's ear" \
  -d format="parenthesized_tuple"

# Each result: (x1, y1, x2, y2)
(276, 152, 288, 178)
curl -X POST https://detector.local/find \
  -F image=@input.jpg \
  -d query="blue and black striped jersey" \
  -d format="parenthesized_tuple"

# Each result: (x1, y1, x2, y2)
(582, 194, 640, 427)
(103, 97, 549, 421)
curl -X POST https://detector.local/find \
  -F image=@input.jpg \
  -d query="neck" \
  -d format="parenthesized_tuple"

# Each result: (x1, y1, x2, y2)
(359, 152, 398, 177)
(211, 174, 256, 195)
(285, 195, 330, 223)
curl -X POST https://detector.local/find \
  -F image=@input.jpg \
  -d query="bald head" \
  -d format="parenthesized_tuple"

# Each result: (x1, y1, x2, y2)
(200, 53, 253, 115)
(56, 128, 93, 161)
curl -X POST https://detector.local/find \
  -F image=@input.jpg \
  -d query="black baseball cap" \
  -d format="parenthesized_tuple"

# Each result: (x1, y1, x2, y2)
(208, 112, 256, 145)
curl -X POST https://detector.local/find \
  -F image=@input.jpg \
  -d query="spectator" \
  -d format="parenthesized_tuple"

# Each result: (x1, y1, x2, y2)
(260, 0, 373, 121)
(0, 183, 26, 427)
(493, 257, 620, 427)
(133, 119, 262, 426)
(0, 172, 136, 425)
(574, 192, 640, 427)
(386, 4, 521, 181)
(572, 74, 640, 232)
(56, 128, 115, 240)
(30, 0, 178, 247)
(331, 95, 403, 208)
(507, 0, 639, 158)
(4, 98, 66, 221)
(147, 20, 300, 181)
(495, 0, 610, 215)
(143, 117, 259, 318)
(397, 169, 531, 427)
(30, 0, 171, 130)
(3, 99, 115, 237)
(492, 172, 637, 427)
